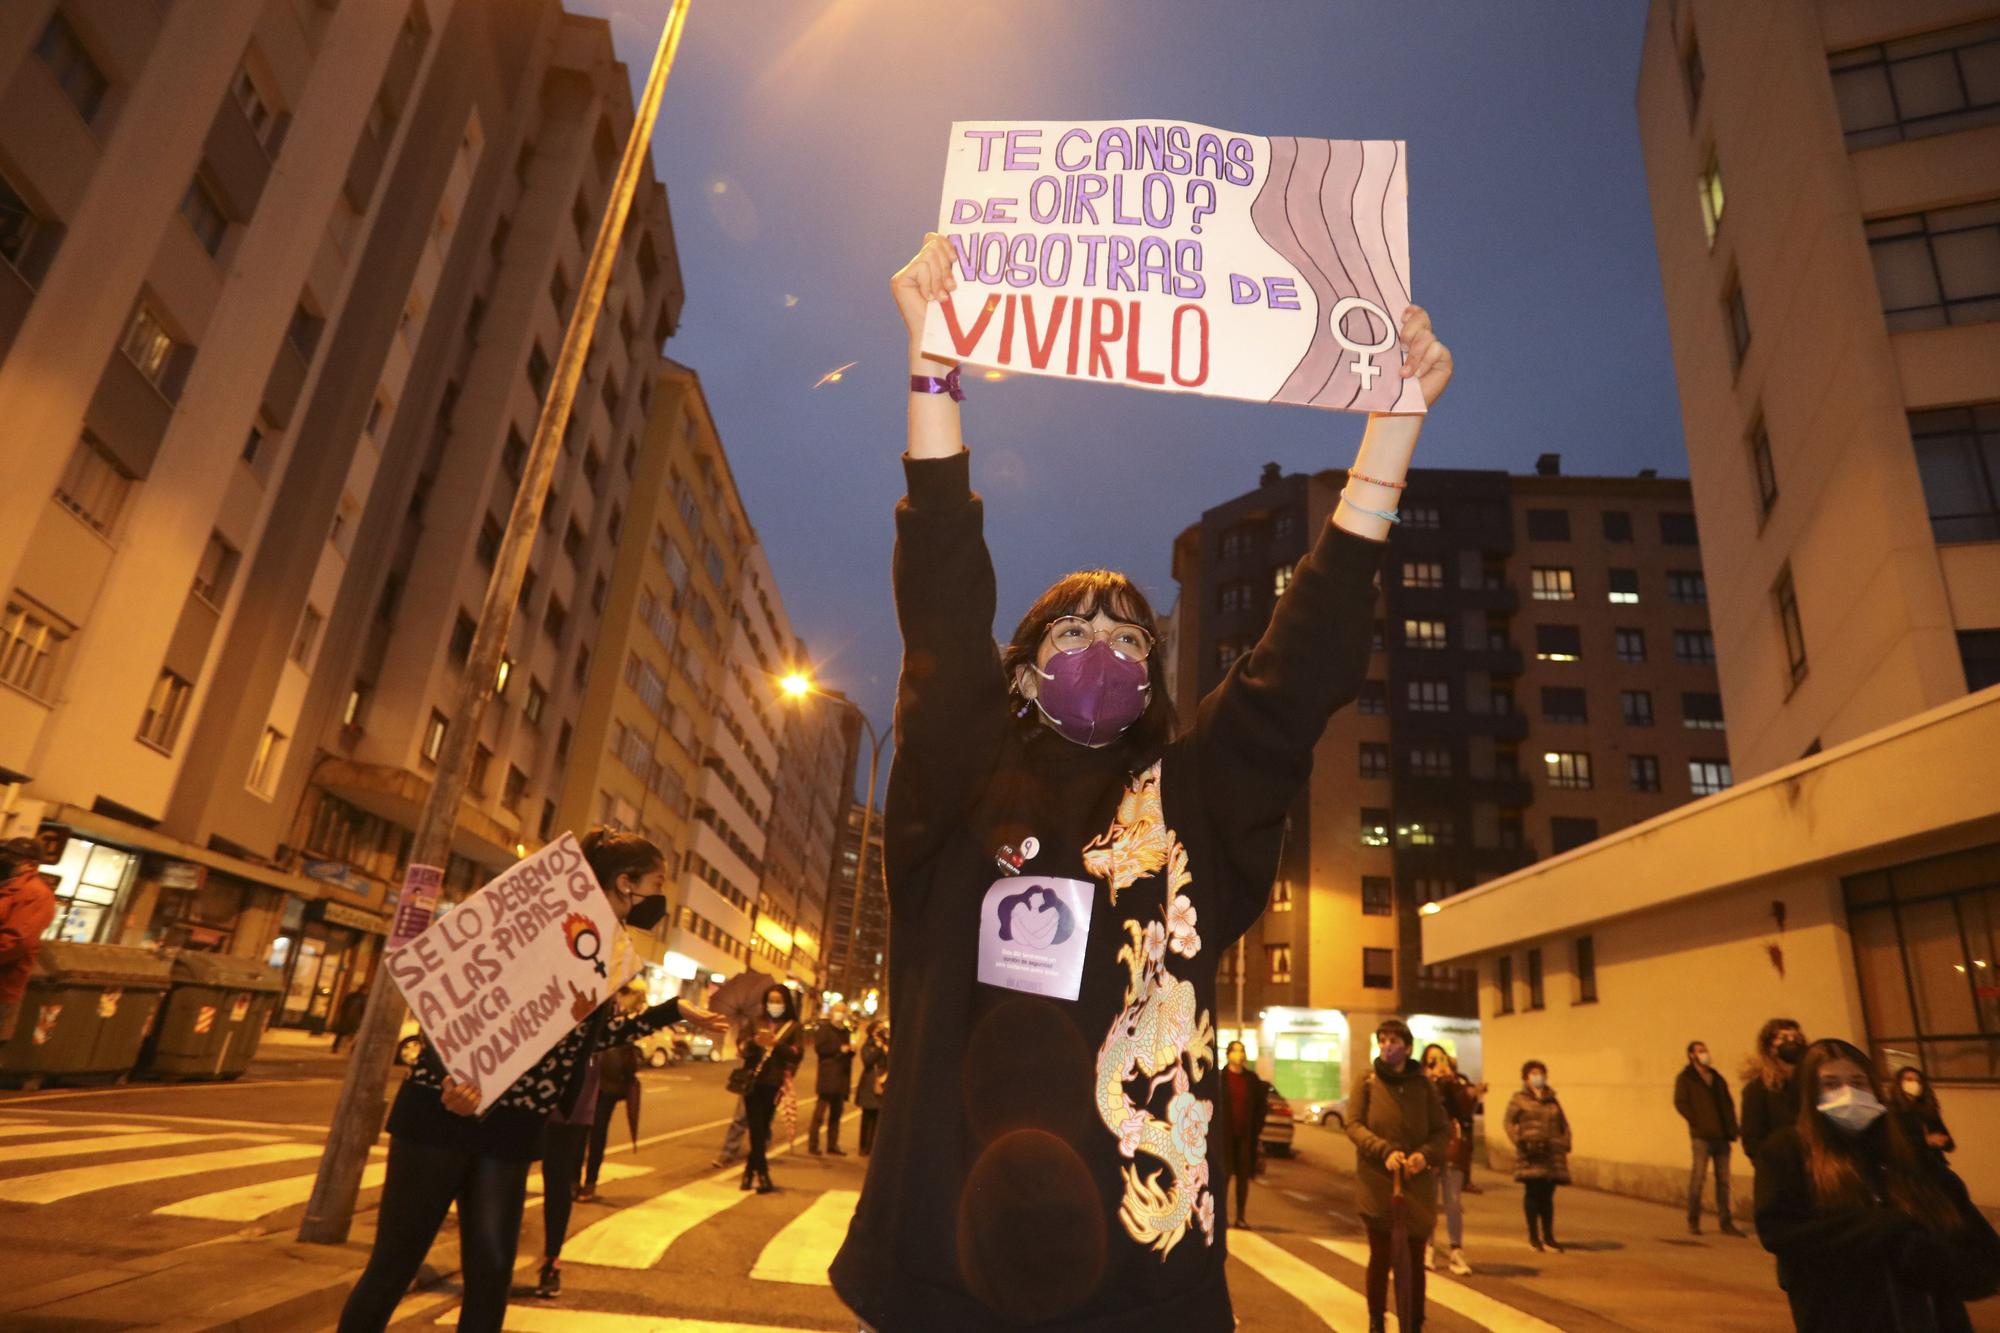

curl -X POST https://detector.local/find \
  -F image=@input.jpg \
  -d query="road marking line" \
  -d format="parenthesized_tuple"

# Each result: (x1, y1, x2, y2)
(747, 1189, 859, 1285)
(0, 1106, 332, 1132)
(0, 1141, 321, 1204)
(157, 1152, 388, 1220)
(0, 1077, 338, 1103)
(1284, 1188, 1317, 1202)
(1229, 1229, 1382, 1330)
(528, 1161, 653, 1196)
(1313, 1238, 1563, 1332)
(560, 1174, 751, 1270)
(0, 1130, 232, 1164)
(627, 1113, 734, 1151)
(436, 1306, 833, 1332)
(0, 1121, 153, 1139)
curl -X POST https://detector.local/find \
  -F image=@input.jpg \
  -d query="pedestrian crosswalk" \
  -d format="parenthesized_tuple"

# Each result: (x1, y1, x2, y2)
(0, 1111, 1564, 1332)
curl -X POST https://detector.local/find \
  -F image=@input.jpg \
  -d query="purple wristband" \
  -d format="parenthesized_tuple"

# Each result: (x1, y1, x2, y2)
(910, 365, 964, 402)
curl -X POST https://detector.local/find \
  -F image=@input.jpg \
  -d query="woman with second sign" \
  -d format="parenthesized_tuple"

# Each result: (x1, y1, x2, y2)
(829, 234, 1453, 1332)
(337, 829, 728, 1333)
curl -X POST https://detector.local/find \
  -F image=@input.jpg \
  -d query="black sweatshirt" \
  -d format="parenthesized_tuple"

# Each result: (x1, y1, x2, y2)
(829, 451, 1383, 1332)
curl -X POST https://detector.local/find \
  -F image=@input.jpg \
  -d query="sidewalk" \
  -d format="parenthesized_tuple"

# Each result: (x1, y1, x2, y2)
(1283, 1122, 2000, 1333)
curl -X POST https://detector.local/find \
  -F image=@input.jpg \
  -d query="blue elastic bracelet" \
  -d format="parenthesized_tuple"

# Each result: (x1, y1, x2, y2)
(1340, 493, 1401, 525)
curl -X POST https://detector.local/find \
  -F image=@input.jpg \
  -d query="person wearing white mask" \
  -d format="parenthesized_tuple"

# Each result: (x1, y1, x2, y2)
(1504, 1060, 1571, 1253)
(734, 984, 804, 1194)
(1889, 1065, 1955, 1165)
(1754, 1039, 2000, 1331)
(1674, 1040, 1743, 1237)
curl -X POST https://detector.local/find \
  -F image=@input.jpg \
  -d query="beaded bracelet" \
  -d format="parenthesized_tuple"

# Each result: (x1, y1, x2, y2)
(1340, 491, 1401, 525)
(1348, 469, 1407, 490)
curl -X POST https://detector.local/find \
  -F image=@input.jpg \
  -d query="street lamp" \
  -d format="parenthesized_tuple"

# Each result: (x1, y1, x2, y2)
(298, 0, 694, 1245)
(778, 673, 888, 1008)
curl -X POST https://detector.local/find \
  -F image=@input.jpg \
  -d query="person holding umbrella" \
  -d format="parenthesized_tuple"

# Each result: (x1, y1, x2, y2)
(1346, 1017, 1451, 1333)
(707, 968, 778, 1167)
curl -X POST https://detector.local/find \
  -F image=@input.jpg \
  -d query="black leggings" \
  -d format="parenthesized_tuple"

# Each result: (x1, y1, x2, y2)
(337, 1134, 531, 1333)
(541, 1123, 590, 1259)
(584, 1090, 623, 1188)
(1523, 1177, 1560, 1237)
(1227, 1134, 1256, 1219)
(859, 1107, 880, 1153)
(746, 1083, 781, 1174)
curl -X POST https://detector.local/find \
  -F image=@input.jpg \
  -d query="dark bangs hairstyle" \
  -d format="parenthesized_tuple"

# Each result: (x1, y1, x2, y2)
(1792, 1039, 1962, 1234)
(1000, 568, 1178, 767)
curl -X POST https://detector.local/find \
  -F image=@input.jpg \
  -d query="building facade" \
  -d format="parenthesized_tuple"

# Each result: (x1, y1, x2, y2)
(1173, 458, 1727, 1095)
(1639, 0, 2000, 779)
(1422, 0, 2000, 1219)
(824, 800, 887, 1017)
(0, 0, 685, 1030)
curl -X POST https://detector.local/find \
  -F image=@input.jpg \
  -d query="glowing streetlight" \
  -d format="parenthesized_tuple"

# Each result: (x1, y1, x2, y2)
(780, 671, 813, 700)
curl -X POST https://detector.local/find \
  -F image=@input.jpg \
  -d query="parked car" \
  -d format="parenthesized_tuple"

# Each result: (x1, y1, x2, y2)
(1260, 1082, 1296, 1157)
(636, 1026, 720, 1067)
(1298, 1094, 1350, 1129)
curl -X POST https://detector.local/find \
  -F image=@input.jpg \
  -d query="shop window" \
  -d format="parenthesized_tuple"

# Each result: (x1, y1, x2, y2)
(40, 839, 138, 943)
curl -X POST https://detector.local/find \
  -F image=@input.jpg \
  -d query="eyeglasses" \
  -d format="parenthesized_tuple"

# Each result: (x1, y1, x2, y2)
(1047, 615, 1154, 662)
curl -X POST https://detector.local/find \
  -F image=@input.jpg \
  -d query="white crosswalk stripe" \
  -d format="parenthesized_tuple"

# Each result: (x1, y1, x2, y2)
(560, 1169, 751, 1269)
(0, 1122, 154, 1140)
(1229, 1228, 1385, 1331)
(1312, 1238, 1564, 1332)
(0, 1129, 245, 1164)
(747, 1189, 858, 1286)
(157, 1152, 387, 1221)
(436, 1308, 828, 1332)
(0, 1141, 321, 1204)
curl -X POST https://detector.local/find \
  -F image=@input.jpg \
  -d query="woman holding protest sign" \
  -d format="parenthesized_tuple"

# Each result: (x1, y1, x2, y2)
(337, 828, 728, 1333)
(828, 233, 1452, 1332)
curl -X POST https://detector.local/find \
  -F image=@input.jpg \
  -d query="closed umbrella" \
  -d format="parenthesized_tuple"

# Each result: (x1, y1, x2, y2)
(624, 1075, 643, 1151)
(1390, 1164, 1417, 1329)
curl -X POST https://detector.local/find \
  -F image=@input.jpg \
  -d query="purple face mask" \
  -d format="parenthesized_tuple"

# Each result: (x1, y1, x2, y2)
(1033, 641, 1150, 747)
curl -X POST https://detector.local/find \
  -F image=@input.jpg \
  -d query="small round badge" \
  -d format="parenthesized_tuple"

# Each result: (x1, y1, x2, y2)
(1019, 836, 1040, 861)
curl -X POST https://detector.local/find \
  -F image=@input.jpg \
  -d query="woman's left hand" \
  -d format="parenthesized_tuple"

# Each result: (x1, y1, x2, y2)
(1400, 304, 1453, 406)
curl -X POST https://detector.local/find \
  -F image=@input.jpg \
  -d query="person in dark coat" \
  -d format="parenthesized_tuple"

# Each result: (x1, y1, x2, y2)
(1214, 1041, 1269, 1229)
(855, 1021, 889, 1155)
(1675, 1039, 1744, 1236)
(1504, 1059, 1572, 1253)
(581, 1039, 641, 1200)
(1346, 1018, 1450, 1333)
(1891, 1066, 1956, 1163)
(809, 1001, 856, 1155)
(829, 234, 1454, 1333)
(1741, 1016, 1807, 1163)
(737, 984, 804, 1194)
(328, 985, 369, 1054)
(1754, 1038, 2000, 1332)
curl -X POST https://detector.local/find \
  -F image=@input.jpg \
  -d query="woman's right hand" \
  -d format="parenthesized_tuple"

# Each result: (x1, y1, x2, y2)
(891, 233, 959, 353)
(751, 1028, 774, 1050)
(440, 1076, 481, 1116)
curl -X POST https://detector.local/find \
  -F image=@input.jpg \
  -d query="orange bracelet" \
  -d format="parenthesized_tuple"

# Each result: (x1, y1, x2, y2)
(1349, 470, 1407, 490)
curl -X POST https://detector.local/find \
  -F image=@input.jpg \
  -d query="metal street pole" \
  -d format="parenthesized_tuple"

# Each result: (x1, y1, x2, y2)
(845, 713, 887, 1009)
(298, 0, 692, 1245)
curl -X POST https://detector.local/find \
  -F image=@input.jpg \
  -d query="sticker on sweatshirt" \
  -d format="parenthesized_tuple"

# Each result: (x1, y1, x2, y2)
(977, 876, 1095, 1001)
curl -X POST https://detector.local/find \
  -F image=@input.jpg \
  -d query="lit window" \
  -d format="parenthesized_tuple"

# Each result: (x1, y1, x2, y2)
(138, 670, 192, 751)
(121, 301, 177, 388)
(1270, 880, 1294, 913)
(1531, 566, 1575, 601)
(248, 726, 287, 795)
(1272, 564, 1293, 596)
(1360, 808, 1390, 848)
(1266, 944, 1292, 984)
(1535, 624, 1582, 662)
(1401, 560, 1444, 589)
(1544, 750, 1593, 790)
(1404, 618, 1448, 650)
(1608, 569, 1640, 604)
(1698, 150, 1725, 244)
(1689, 759, 1733, 796)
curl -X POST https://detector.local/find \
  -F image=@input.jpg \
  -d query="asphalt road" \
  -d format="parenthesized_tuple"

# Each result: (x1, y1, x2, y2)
(2, 1040, 1995, 1331)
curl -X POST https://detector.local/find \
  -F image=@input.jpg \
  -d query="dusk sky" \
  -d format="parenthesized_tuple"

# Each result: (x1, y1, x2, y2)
(573, 1, 1684, 770)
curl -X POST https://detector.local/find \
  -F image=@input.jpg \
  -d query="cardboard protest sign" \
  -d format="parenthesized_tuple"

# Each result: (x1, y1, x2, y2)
(920, 119, 1422, 415)
(385, 833, 640, 1113)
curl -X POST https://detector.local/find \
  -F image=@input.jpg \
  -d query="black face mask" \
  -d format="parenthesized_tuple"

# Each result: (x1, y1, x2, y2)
(624, 895, 668, 931)
(1776, 1040, 1805, 1065)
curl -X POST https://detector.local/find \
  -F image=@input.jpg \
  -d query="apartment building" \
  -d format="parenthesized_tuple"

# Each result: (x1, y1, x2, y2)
(1640, 0, 2000, 777)
(1420, 0, 2000, 1214)
(1173, 458, 1725, 1094)
(824, 801, 887, 1014)
(0, 0, 685, 1030)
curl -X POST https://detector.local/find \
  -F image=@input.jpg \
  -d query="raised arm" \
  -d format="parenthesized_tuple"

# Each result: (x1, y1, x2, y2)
(883, 235, 1010, 888)
(1194, 309, 1452, 945)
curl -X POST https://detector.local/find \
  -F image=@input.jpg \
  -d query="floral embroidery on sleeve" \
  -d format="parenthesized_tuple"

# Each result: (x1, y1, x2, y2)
(1091, 763, 1218, 1258)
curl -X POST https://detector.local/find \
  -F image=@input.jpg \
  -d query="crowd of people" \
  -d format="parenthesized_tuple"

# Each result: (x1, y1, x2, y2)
(1339, 1011, 1998, 1333)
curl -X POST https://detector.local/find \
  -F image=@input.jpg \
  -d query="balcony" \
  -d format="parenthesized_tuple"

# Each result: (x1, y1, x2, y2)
(1464, 645, 1525, 676)
(1470, 777, 1535, 808)
(85, 351, 174, 478)
(1458, 584, 1520, 614)
(261, 340, 309, 429)
(202, 99, 273, 221)
(1465, 710, 1529, 741)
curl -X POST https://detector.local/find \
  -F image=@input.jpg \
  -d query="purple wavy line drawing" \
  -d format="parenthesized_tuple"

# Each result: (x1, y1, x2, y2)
(1248, 136, 1315, 391)
(1272, 138, 1363, 404)
(1328, 141, 1405, 412)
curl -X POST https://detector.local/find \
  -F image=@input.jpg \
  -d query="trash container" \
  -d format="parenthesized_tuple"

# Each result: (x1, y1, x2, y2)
(138, 953, 286, 1081)
(0, 942, 174, 1088)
